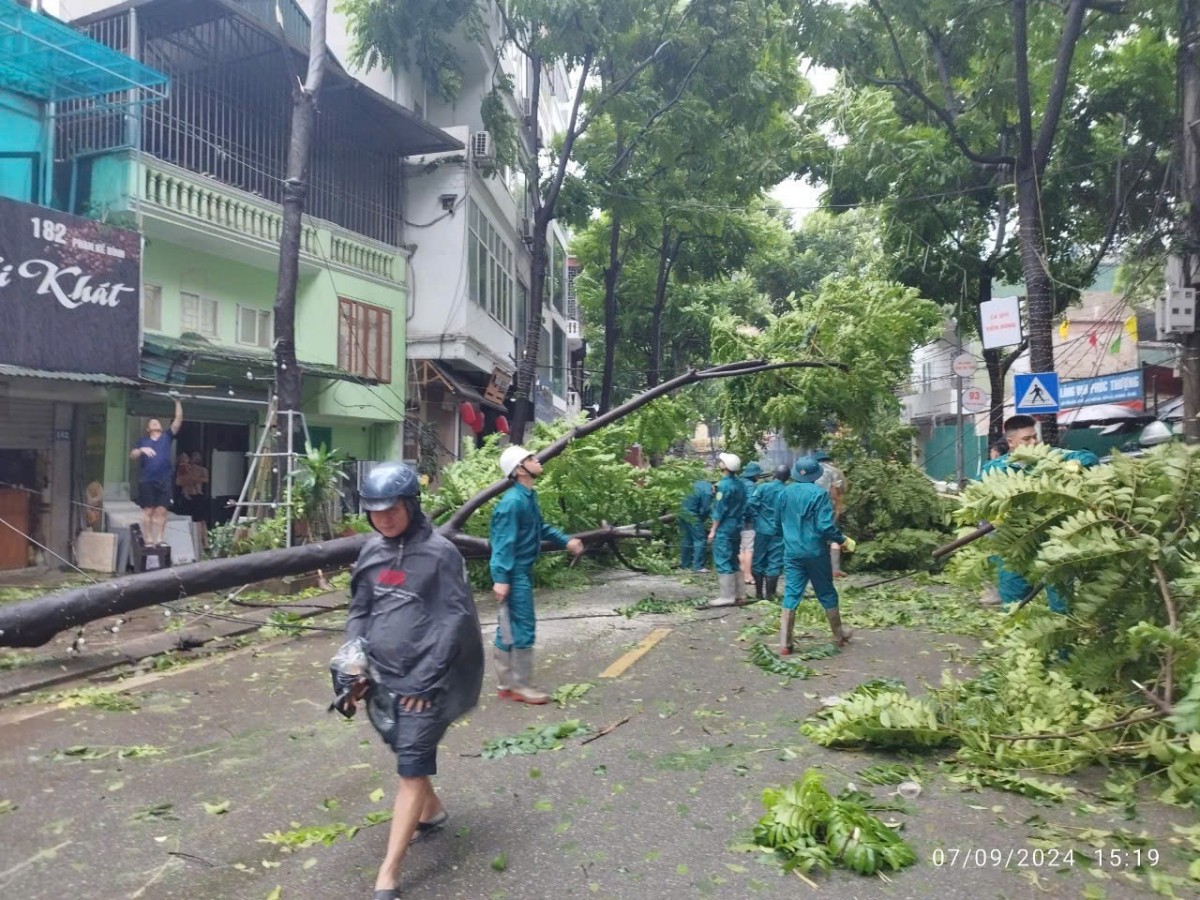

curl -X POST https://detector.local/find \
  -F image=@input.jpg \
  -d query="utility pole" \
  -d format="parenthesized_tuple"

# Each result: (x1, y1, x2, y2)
(1182, 0, 1200, 444)
(955, 328, 966, 486)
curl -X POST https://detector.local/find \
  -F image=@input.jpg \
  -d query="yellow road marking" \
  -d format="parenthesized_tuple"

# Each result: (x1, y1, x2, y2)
(600, 627, 672, 678)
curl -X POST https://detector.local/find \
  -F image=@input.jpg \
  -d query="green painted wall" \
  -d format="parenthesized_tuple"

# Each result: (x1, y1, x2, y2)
(924, 426, 986, 482)
(0, 90, 48, 203)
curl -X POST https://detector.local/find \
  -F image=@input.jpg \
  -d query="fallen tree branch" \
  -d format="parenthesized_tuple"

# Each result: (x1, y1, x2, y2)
(0, 358, 839, 647)
(989, 709, 1163, 742)
(580, 714, 634, 745)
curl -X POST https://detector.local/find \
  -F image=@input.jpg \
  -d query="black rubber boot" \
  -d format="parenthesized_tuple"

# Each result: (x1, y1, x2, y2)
(765, 576, 779, 600)
(754, 575, 765, 600)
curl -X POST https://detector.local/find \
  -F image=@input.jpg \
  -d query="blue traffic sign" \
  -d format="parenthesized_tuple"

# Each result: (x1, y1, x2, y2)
(1014, 372, 1060, 414)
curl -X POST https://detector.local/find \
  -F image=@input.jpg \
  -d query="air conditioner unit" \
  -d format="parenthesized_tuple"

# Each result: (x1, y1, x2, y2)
(566, 318, 583, 349)
(518, 216, 533, 242)
(521, 96, 535, 128)
(471, 130, 494, 164)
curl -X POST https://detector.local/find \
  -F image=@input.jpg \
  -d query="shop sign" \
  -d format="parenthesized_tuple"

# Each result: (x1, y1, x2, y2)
(0, 195, 140, 378)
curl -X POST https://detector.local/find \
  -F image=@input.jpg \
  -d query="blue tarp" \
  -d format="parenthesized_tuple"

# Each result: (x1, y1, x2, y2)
(0, 0, 167, 102)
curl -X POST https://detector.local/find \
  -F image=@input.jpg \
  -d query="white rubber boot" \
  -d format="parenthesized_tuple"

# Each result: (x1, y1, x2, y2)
(494, 647, 514, 699)
(509, 648, 550, 704)
(710, 573, 737, 607)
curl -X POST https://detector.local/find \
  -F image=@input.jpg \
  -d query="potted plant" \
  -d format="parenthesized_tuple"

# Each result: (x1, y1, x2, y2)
(292, 442, 347, 542)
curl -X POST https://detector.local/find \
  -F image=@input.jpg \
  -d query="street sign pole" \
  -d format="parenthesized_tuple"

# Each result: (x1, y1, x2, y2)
(951, 349, 976, 486)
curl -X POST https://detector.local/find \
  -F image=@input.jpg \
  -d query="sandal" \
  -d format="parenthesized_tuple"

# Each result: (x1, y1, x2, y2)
(373, 890, 399, 899)
(409, 810, 449, 844)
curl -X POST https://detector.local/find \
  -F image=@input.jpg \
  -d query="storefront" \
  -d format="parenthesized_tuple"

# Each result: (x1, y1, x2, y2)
(0, 195, 142, 569)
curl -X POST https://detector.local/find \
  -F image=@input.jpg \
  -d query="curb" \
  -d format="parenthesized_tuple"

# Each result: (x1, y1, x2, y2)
(0, 597, 347, 701)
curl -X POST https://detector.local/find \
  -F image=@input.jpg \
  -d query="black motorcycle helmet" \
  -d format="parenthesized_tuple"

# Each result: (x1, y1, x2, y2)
(774, 464, 791, 481)
(360, 462, 422, 534)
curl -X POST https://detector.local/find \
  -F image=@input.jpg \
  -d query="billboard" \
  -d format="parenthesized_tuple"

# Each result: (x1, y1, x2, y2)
(0, 195, 141, 378)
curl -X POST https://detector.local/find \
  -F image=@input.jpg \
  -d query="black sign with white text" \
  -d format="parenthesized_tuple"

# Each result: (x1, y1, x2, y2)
(0, 195, 141, 378)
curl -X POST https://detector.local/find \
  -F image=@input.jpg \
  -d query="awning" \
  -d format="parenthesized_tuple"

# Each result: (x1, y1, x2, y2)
(0, 363, 138, 385)
(0, 0, 168, 102)
(142, 333, 375, 385)
(414, 359, 506, 412)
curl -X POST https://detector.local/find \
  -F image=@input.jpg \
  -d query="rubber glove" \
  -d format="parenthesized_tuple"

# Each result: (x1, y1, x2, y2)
(841, 537, 857, 554)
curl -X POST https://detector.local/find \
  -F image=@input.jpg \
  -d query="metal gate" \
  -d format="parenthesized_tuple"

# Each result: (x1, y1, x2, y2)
(0, 398, 54, 450)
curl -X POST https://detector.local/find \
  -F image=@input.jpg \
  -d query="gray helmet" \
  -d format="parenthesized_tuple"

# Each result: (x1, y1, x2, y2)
(774, 464, 790, 481)
(360, 462, 420, 511)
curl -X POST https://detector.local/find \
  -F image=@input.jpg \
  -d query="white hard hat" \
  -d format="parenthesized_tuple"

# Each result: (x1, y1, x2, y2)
(499, 445, 535, 477)
(718, 452, 741, 473)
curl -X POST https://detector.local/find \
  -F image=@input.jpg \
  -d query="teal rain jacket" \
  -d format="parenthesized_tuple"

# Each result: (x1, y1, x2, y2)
(712, 473, 746, 532)
(748, 479, 786, 535)
(680, 480, 713, 524)
(489, 483, 571, 583)
(775, 478, 845, 560)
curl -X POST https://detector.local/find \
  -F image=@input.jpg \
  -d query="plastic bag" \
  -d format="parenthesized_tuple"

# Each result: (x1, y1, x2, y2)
(328, 638, 369, 718)
(331, 637, 368, 675)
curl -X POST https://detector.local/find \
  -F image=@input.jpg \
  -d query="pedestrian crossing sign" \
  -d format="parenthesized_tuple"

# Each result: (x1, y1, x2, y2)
(1013, 372, 1060, 413)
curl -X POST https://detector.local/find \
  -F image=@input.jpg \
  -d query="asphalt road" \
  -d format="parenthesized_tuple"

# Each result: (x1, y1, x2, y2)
(0, 574, 1185, 899)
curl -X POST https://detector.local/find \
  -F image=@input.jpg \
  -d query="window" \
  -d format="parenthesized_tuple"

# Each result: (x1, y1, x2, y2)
(180, 292, 218, 338)
(237, 306, 272, 349)
(467, 199, 515, 331)
(338, 297, 392, 383)
(141, 284, 162, 332)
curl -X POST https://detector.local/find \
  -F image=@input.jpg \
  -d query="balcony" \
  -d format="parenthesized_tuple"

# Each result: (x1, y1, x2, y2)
(138, 157, 400, 283)
(90, 152, 402, 285)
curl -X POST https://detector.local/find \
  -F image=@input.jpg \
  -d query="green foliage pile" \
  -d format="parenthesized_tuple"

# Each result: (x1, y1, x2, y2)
(836, 453, 952, 571)
(956, 444, 1199, 703)
(750, 769, 917, 876)
(427, 407, 704, 585)
(616, 594, 707, 618)
(802, 679, 952, 750)
(747, 642, 817, 681)
(480, 720, 590, 760)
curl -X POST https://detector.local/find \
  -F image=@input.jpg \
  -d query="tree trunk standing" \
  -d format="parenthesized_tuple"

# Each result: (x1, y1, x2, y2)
(1013, 0, 1055, 445)
(647, 223, 677, 389)
(509, 45, 545, 443)
(272, 0, 327, 413)
(1014, 163, 1058, 442)
(599, 213, 622, 413)
(1182, 0, 1200, 444)
(509, 47, 594, 441)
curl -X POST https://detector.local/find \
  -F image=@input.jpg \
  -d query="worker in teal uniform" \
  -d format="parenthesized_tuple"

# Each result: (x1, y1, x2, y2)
(775, 456, 856, 654)
(738, 461, 765, 586)
(707, 452, 747, 606)
(490, 445, 584, 704)
(981, 415, 1098, 613)
(748, 464, 789, 599)
(678, 479, 714, 572)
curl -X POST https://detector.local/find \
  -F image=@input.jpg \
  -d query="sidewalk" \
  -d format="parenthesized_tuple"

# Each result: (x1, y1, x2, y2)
(0, 576, 349, 700)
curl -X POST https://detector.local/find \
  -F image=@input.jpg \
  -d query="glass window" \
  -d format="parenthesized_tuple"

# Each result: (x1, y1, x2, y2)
(338, 297, 392, 383)
(141, 284, 162, 332)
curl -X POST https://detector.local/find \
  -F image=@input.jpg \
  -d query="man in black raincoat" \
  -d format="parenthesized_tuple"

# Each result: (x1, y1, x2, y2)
(341, 461, 483, 900)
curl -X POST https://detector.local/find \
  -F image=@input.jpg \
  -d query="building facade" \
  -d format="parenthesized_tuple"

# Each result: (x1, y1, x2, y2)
(0, 0, 167, 568)
(57, 0, 460, 529)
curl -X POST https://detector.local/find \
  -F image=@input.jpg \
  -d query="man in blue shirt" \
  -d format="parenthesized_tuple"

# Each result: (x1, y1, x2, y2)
(130, 396, 183, 546)
(490, 445, 583, 704)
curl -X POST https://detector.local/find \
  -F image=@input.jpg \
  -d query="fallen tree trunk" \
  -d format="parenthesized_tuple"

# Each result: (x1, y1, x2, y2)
(0, 517, 675, 647)
(0, 358, 842, 647)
